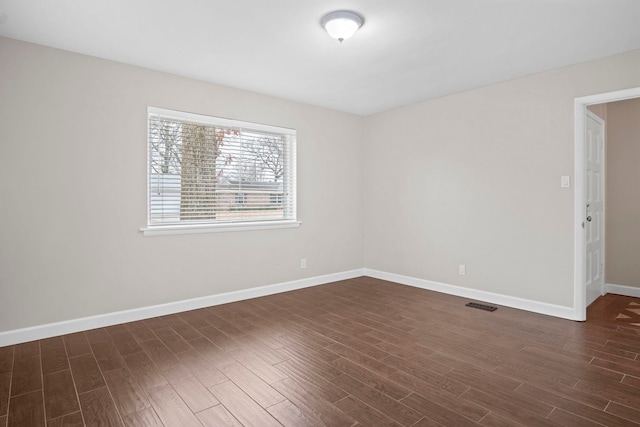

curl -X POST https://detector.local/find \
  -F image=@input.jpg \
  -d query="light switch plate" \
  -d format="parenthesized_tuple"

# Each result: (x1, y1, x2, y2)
(561, 176, 570, 188)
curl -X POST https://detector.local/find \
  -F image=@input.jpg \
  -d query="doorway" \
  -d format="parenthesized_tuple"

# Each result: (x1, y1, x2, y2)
(574, 87, 640, 321)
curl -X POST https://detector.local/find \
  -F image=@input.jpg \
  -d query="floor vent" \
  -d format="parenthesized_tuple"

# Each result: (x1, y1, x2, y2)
(466, 302, 497, 311)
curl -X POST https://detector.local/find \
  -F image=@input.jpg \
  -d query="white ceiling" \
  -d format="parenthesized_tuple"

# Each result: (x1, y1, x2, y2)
(1, 0, 639, 115)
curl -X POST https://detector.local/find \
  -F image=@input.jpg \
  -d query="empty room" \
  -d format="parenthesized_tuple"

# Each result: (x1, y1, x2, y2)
(1, 1, 640, 426)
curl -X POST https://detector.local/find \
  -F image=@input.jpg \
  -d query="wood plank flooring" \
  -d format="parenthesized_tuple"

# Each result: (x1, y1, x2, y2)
(588, 294, 640, 330)
(1, 277, 640, 426)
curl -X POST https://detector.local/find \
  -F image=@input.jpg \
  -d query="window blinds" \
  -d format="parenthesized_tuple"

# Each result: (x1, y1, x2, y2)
(147, 107, 296, 227)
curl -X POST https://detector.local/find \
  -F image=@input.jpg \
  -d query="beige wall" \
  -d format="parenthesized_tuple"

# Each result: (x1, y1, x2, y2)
(587, 103, 607, 121)
(363, 49, 640, 308)
(0, 37, 364, 332)
(606, 98, 640, 288)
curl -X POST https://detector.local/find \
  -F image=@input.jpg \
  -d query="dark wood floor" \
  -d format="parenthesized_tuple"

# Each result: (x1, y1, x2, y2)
(588, 293, 640, 331)
(1, 277, 640, 426)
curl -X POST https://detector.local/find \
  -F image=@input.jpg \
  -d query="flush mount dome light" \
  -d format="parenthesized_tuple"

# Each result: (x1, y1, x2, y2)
(321, 10, 364, 43)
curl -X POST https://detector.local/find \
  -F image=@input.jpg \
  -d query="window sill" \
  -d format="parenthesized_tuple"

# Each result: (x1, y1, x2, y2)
(140, 220, 302, 237)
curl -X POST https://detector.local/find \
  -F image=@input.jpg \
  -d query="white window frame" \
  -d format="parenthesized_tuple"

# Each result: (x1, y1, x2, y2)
(141, 107, 300, 236)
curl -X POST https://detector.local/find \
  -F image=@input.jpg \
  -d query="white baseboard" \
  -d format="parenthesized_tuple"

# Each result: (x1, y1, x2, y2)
(0, 269, 365, 347)
(605, 283, 640, 298)
(364, 269, 577, 320)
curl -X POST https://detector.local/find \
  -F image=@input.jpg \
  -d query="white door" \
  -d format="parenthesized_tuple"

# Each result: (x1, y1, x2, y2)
(585, 110, 605, 306)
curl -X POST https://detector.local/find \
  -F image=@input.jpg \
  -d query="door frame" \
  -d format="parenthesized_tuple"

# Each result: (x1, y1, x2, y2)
(573, 87, 640, 321)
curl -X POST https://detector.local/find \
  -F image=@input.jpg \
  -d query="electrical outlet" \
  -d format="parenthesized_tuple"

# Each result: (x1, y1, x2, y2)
(300, 258, 307, 269)
(459, 264, 466, 276)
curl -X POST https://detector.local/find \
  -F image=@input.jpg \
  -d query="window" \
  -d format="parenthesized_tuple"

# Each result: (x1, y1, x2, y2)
(236, 192, 247, 205)
(143, 107, 298, 235)
(270, 193, 283, 204)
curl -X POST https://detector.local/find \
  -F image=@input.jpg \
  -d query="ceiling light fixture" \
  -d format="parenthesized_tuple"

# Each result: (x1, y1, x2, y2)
(321, 10, 364, 43)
